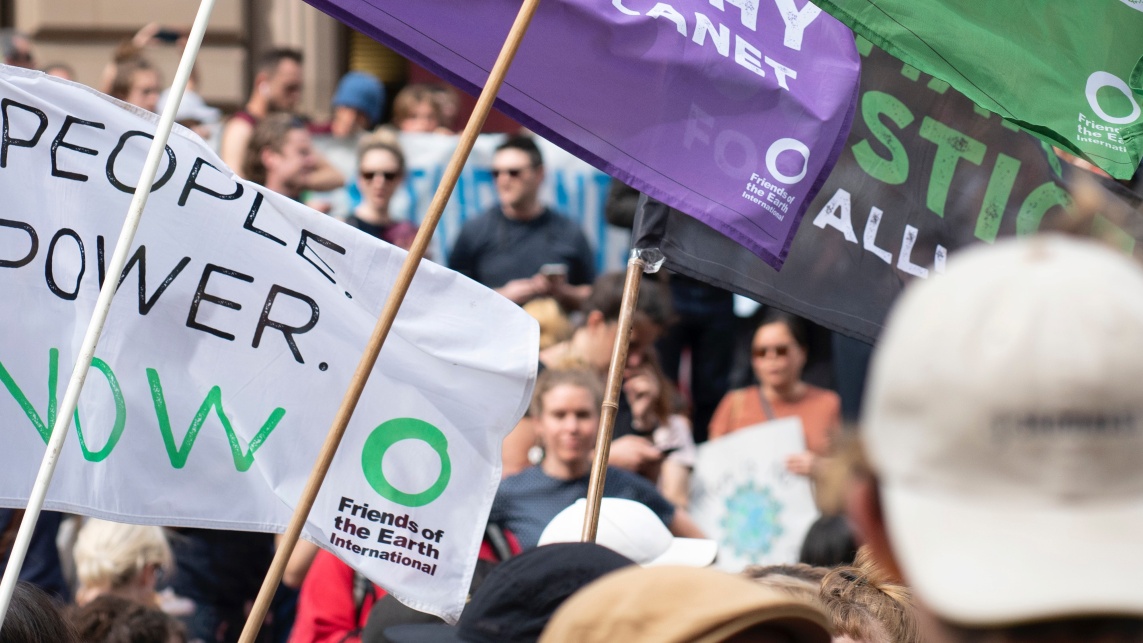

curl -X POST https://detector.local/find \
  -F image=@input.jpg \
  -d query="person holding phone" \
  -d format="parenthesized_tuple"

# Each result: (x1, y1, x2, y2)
(448, 136, 595, 309)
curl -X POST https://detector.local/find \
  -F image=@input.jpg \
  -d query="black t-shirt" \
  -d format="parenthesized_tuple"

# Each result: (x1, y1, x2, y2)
(447, 207, 596, 288)
(489, 465, 675, 550)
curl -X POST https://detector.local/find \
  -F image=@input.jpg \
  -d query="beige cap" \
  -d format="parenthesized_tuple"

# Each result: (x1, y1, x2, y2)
(863, 235, 1143, 625)
(539, 565, 831, 643)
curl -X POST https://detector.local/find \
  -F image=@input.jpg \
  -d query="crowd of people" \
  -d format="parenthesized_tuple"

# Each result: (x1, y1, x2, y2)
(3, 24, 1143, 643)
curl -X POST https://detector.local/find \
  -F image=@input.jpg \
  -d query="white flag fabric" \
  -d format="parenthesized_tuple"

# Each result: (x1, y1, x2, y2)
(0, 66, 537, 621)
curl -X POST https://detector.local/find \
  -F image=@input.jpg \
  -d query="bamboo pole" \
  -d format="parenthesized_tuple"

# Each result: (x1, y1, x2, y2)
(236, 0, 542, 639)
(580, 255, 646, 542)
(0, 0, 217, 627)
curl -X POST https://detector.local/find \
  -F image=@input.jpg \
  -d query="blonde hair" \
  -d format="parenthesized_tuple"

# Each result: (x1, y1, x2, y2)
(522, 297, 571, 350)
(73, 519, 172, 597)
(820, 547, 920, 643)
(530, 368, 604, 418)
(743, 563, 829, 608)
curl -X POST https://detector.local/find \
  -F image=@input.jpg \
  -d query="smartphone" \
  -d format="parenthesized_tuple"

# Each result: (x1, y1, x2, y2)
(154, 28, 181, 44)
(539, 263, 568, 278)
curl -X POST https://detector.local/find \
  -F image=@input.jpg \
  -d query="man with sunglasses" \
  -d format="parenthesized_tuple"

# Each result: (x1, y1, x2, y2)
(449, 136, 595, 309)
(0, 30, 35, 69)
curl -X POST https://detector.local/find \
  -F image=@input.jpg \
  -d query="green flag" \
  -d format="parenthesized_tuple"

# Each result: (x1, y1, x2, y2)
(814, 1, 1143, 179)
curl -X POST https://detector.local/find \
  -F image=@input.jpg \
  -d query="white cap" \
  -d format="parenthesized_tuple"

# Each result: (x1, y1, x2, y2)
(863, 234, 1143, 625)
(539, 498, 718, 567)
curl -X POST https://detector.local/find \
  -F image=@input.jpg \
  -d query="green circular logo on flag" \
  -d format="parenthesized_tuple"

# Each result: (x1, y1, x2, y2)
(361, 418, 451, 507)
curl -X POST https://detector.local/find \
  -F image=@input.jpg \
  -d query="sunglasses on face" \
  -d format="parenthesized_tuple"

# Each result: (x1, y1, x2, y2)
(491, 167, 531, 179)
(752, 344, 792, 358)
(361, 170, 400, 182)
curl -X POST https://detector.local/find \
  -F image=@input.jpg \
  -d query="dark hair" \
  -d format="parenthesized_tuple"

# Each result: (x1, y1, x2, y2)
(1, 582, 78, 643)
(495, 135, 543, 168)
(70, 595, 186, 643)
(243, 113, 307, 186)
(256, 47, 303, 75)
(757, 307, 809, 350)
(584, 272, 674, 328)
(42, 62, 75, 77)
(799, 514, 858, 568)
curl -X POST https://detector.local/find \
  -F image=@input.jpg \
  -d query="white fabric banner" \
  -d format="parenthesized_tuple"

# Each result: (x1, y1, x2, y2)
(0, 67, 537, 621)
(689, 418, 819, 571)
(312, 132, 632, 272)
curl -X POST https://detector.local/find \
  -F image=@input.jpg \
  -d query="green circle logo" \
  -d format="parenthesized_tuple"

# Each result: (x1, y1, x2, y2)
(361, 418, 451, 507)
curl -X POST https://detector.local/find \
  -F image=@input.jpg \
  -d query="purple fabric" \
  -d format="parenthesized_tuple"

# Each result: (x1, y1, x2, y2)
(304, 0, 860, 269)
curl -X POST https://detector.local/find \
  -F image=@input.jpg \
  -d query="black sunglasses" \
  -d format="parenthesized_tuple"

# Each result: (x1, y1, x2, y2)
(752, 345, 791, 358)
(491, 167, 532, 179)
(361, 170, 400, 182)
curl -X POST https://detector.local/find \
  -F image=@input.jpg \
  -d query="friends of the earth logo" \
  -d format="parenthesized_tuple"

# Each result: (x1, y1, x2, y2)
(360, 417, 452, 508)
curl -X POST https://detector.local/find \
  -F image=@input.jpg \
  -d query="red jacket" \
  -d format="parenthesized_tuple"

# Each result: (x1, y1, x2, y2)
(289, 533, 521, 643)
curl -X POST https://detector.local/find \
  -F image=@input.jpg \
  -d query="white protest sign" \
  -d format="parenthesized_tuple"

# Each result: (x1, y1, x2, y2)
(0, 66, 537, 621)
(689, 418, 819, 571)
(312, 132, 631, 272)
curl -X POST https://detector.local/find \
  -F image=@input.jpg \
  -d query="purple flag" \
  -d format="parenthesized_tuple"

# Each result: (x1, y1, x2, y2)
(305, 0, 860, 268)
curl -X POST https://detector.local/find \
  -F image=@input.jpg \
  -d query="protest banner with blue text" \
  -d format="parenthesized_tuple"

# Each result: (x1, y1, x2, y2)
(303, 0, 861, 269)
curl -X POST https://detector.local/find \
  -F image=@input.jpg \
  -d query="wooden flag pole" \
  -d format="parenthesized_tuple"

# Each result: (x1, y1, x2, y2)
(237, 0, 541, 639)
(0, 0, 218, 627)
(580, 253, 647, 542)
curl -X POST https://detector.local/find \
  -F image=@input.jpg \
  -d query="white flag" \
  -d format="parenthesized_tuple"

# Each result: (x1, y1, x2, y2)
(0, 66, 537, 621)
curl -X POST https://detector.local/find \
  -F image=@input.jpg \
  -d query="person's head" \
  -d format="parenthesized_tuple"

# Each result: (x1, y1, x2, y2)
(428, 84, 460, 131)
(244, 113, 315, 196)
(850, 235, 1143, 641)
(540, 566, 832, 643)
(1, 582, 78, 643)
(799, 514, 858, 568)
(109, 57, 161, 113)
(492, 136, 545, 216)
(573, 272, 673, 374)
(391, 84, 444, 133)
(523, 297, 572, 350)
(530, 368, 603, 475)
(356, 137, 406, 214)
(1, 30, 35, 68)
(743, 564, 829, 608)
(331, 71, 385, 137)
(43, 63, 75, 81)
(819, 549, 919, 643)
(751, 308, 809, 394)
(73, 519, 173, 607)
(70, 594, 187, 643)
(385, 543, 633, 643)
(253, 48, 304, 112)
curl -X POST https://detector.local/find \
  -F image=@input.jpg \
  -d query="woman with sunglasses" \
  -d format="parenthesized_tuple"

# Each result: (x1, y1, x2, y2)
(707, 309, 840, 476)
(345, 136, 417, 251)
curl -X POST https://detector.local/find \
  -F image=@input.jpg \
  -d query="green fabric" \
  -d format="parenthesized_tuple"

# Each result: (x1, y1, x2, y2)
(815, 0, 1143, 179)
